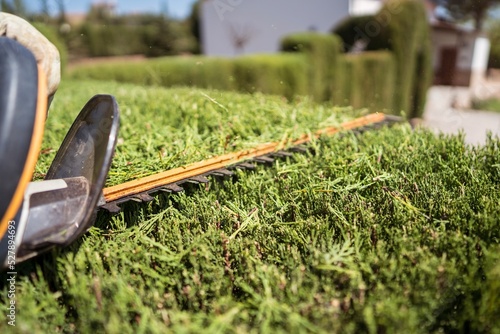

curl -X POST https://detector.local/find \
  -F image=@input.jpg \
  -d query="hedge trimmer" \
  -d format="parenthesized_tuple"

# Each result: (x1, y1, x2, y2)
(0, 38, 401, 270)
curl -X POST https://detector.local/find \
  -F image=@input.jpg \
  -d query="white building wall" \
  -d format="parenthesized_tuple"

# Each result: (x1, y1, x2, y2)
(350, 0, 384, 16)
(470, 36, 491, 95)
(200, 0, 351, 56)
(456, 34, 476, 71)
(471, 37, 491, 72)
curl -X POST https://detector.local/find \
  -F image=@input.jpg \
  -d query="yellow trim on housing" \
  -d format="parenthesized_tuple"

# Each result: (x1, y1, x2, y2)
(0, 66, 47, 239)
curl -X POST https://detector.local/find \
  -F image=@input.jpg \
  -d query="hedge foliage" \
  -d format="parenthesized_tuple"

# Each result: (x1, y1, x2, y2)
(336, 51, 396, 111)
(281, 33, 342, 101)
(376, 0, 433, 118)
(1, 80, 499, 333)
(70, 56, 235, 91)
(68, 0, 432, 117)
(79, 23, 151, 57)
(487, 21, 500, 68)
(332, 15, 391, 52)
(280, 35, 396, 112)
(69, 54, 310, 102)
(233, 54, 309, 100)
(331, 0, 432, 117)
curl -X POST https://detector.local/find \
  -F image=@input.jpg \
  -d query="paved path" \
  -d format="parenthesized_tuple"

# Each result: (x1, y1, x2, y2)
(422, 86, 500, 146)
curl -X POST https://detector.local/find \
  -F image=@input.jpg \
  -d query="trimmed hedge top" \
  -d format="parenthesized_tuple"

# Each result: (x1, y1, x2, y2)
(3, 80, 499, 333)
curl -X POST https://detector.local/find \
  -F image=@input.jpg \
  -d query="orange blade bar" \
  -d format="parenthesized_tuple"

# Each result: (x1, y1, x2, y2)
(103, 113, 386, 202)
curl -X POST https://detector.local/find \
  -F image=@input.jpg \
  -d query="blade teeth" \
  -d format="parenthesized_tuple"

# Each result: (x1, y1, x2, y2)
(133, 193, 154, 202)
(100, 202, 122, 214)
(161, 184, 184, 193)
(288, 146, 308, 154)
(383, 115, 404, 123)
(271, 150, 294, 158)
(128, 197, 143, 203)
(232, 162, 256, 170)
(186, 175, 210, 184)
(210, 168, 235, 177)
(253, 156, 275, 164)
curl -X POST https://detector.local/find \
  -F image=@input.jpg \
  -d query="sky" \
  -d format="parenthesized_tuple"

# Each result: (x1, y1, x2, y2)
(23, 0, 198, 18)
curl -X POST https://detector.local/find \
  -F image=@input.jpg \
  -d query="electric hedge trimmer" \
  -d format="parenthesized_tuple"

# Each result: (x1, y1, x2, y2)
(0, 37, 401, 270)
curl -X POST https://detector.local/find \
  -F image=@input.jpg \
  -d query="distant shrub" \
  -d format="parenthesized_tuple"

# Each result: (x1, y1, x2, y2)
(150, 57, 235, 90)
(69, 56, 235, 91)
(377, 0, 432, 118)
(488, 22, 500, 69)
(70, 53, 308, 99)
(233, 54, 309, 100)
(332, 15, 391, 52)
(281, 33, 341, 101)
(79, 23, 150, 57)
(336, 51, 396, 111)
(281, 32, 398, 112)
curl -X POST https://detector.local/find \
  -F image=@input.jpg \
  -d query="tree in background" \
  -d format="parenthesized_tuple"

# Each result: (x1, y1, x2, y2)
(53, 0, 66, 23)
(443, 0, 500, 30)
(1, 0, 27, 17)
(227, 22, 255, 55)
(188, 0, 201, 54)
(142, 16, 176, 57)
(488, 21, 500, 68)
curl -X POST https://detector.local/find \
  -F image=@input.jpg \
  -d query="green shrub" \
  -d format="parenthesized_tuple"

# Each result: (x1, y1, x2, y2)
(5, 80, 500, 333)
(487, 22, 500, 68)
(233, 54, 309, 100)
(280, 33, 342, 101)
(148, 56, 235, 90)
(32, 22, 68, 74)
(79, 23, 151, 57)
(472, 97, 500, 112)
(70, 54, 309, 99)
(336, 51, 396, 111)
(376, 0, 432, 118)
(76, 18, 197, 58)
(332, 15, 391, 52)
(69, 56, 235, 91)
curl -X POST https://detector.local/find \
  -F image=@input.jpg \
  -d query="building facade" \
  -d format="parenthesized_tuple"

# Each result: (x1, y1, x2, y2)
(200, 0, 383, 56)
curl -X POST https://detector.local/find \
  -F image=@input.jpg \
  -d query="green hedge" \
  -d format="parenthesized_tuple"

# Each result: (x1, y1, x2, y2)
(233, 54, 309, 100)
(70, 56, 235, 91)
(281, 33, 398, 112)
(335, 51, 396, 111)
(7, 80, 500, 333)
(149, 57, 235, 90)
(376, 0, 432, 118)
(332, 15, 391, 52)
(488, 22, 500, 68)
(71, 34, 324, 102)
(79, 23, 150, 57)
(69, 54, 309, 99)
(77, 20, 190, 57)
(281, 33, 341, 101)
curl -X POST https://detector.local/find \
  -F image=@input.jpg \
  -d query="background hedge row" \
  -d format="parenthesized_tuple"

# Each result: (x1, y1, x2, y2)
(68, 0, 431, 118)
(336, 51, 397, 111)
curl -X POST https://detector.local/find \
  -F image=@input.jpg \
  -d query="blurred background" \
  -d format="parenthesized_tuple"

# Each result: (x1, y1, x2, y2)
(3, 1, 496, 62)
(2, 0, 500, 144)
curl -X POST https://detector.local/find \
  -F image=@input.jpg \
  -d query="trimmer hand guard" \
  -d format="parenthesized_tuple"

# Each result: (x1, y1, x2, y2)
(0, 37, 119, 270)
